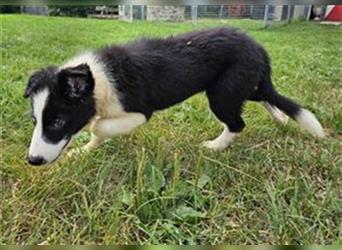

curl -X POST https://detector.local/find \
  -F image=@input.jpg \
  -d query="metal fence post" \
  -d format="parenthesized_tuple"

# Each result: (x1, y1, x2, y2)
(263, 5, 269, 28)
(141, 5, 145, 20)
(306, 5, 312, 21)
(219, 5, 224, 18)
(286, 5, 292, 23)
(250, 5, 254, 16)
(130, 5, 134, 22)
(121, 5, 126, 21)
(191, 5, 198, 25)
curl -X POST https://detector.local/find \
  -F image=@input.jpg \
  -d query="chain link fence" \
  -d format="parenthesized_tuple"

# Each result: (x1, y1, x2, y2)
(6, 4, 328, 28)
(118, 5, 315, 27)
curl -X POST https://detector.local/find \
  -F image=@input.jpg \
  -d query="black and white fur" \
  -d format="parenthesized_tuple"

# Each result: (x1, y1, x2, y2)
(24, 28, 325, 166)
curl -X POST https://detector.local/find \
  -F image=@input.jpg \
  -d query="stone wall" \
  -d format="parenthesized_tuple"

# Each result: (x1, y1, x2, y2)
(147, 6, 185, 21)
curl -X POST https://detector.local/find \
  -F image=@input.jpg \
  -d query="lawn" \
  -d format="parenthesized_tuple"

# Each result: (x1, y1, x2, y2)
(1, 14, 341, 244)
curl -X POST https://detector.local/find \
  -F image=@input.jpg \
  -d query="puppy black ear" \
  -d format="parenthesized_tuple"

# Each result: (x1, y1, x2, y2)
(24, 70, 42, 98)
(23, 84, 33, 98)
(58, 64, 95, 102)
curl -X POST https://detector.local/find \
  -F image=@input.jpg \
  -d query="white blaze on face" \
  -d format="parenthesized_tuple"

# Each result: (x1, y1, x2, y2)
(29, 88, 68, 164)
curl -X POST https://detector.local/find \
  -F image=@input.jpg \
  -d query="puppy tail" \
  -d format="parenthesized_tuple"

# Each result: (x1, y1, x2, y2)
(262, 80, 325, 138)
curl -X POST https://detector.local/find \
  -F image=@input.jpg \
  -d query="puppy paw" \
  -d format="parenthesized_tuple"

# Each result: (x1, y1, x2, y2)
(66, 147, 87, 158)
(273, 111, 289, 125)
(201, 140, 228, 150)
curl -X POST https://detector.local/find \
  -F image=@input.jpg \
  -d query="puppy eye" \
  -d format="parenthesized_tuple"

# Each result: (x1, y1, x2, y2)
(52, 118, 65, 129)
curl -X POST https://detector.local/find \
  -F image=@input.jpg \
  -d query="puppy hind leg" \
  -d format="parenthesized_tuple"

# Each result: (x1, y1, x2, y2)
(203, 86, 245, 150)
(263, 102, 289, 125)
(202, 124, 238, 150)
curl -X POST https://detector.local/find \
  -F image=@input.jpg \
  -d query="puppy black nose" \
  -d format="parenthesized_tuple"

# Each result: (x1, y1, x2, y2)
(28, 156, 46, 166)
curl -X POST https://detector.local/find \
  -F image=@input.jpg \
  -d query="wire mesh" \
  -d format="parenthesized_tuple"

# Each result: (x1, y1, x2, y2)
(118, 5, 314, 28)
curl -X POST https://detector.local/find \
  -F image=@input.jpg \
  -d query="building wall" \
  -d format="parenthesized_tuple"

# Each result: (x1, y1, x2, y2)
(146, 6, 185, 21)
(22, 6, 49, 15)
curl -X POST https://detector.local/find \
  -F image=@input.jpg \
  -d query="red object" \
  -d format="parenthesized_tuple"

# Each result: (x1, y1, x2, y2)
(325, 5, 342, 21)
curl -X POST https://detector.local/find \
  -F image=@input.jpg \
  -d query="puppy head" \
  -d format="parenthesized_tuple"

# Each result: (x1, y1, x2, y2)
(24, 64, 96, 166)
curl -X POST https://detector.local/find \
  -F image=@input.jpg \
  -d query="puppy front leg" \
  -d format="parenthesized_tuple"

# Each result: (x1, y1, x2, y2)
(67, 132, 104, 158)
(82, 134, 104, 150)
(85, 113, 147, 149)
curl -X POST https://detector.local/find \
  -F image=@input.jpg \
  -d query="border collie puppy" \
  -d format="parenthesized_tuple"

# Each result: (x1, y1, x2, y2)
(24, 28, 325, 166)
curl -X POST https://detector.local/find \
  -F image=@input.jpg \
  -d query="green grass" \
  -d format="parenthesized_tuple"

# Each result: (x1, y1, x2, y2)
(1, 14, 341, 244)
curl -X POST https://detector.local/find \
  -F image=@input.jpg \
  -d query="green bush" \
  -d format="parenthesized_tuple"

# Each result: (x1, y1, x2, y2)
(48, 6, 96, 17)
(0, 6, 21, 13)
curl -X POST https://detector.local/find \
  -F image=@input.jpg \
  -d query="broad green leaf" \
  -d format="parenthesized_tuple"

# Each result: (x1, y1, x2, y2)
(175, 205, 206, 220)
